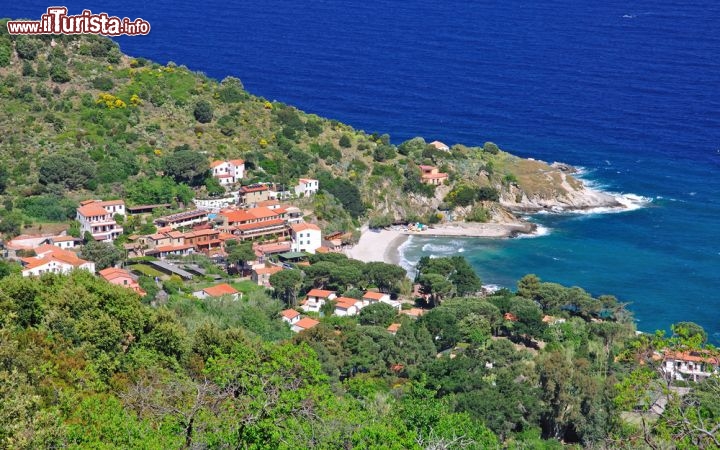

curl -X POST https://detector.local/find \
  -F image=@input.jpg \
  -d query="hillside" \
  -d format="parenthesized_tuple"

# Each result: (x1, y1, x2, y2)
(0, 28, 619, 236)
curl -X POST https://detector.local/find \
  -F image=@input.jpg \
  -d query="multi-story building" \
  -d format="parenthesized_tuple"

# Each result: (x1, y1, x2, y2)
(20, 244, 95, 277)
(76, 200, 125, 242)
(418, 165, 449, 186)
(210, 159, 245, 186)
(294, 178, 319, 197)
(238, 184, 271, 206)
(290, 223, 322, 254)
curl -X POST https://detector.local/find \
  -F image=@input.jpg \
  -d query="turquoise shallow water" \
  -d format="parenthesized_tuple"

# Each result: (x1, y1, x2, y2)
(6, 1, 720, 340)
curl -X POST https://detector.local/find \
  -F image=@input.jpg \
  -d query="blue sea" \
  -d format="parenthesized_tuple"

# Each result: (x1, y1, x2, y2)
(5, 1, 720, 340)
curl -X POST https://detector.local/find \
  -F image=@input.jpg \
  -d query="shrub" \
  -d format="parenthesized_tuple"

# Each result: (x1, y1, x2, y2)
(466, 206, 490, 223)
(92, 76, 114, 90)
(339, 135, 352, 148)
(483, 141, 500, 154)
(193, 100, 214, 123)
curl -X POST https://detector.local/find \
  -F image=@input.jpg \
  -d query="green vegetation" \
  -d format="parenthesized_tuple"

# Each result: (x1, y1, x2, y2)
(0, 30, 715, 449)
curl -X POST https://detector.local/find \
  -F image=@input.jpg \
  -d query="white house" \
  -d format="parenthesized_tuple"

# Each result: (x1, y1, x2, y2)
(76, 200, 125, 242)
(429, 140, 450, 152)
(300, 289, 337, 313)
(363, 291, 401, 310)
(20, 244, 95, 277)
(44, 235, 79, 250)
(210, 159, 245, 186)
(661, 351, 720, 382)
(295, 178, 319, 197)
(193, 192, 239, 212)
(290, 223, 322, 254)
(291, 317, 320, 333)
(193, 283, 240, 300)
(334, 297, 363, 317)
(280, 309, 301, 326)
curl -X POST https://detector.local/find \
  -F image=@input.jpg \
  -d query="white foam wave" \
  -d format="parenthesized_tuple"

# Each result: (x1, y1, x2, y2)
(571, 193, 653, 215)
(514, 224, 552, 239)
(421, 243, 457, 253)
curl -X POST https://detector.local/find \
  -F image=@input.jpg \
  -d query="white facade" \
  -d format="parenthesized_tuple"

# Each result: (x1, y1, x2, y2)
(290, 223, 322, 254)
(77, 201, 125, 243)
(301, 290, 337, 313)
(295, 178, 319, 197)
(662, 354, 720, 382)
(211, 160, 245, 185)
(21, 245, 95, 277)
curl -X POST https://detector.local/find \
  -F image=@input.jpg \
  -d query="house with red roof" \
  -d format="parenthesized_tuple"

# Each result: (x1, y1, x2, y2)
(661, 350, 720, 382)
(387, 323, 402, 335)
(362, 290, 401, 310)
(210, 159, 245, 186)
(399, 308, 426, 319)
(20, 245, 95, 277)
(301, 289, 337, 313)
(291, 317, 320, 333)
(99, 267, 146, 296)
(418, 165, 449, 186)
(280, 309, 301, 326)
(290, 222, 322, 254)
(334, 296, 364, 317)
(193, 283, 240, 300)
(238, 184, 271, 206)
(76, 200, 125, 242)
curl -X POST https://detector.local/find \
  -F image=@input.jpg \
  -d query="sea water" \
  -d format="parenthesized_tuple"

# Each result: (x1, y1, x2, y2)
(6, 0, 720, 340)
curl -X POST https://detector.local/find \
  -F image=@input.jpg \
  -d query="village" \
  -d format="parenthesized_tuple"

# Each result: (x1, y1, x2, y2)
(0, 157, 448, 336)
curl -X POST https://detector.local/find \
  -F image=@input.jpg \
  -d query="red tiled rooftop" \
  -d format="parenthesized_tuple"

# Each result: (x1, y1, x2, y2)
(281, 309, 300, 319)
(363, 291, 386, 300)
(203, 283, 239, 297)
(291, 223, 321, 233)
(307, 289, 335, 298)
(295, 317, 320, 330)
(77, 203, 109, 217)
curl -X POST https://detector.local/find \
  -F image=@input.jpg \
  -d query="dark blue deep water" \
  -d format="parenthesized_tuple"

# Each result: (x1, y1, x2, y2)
(5, 1, 720, 340)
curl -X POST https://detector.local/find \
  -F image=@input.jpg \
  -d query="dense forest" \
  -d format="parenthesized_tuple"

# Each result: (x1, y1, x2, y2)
(0, 24, 718, 449)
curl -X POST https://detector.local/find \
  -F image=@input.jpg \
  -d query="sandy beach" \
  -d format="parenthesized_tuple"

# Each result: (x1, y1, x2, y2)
(346, 221, 536, 264)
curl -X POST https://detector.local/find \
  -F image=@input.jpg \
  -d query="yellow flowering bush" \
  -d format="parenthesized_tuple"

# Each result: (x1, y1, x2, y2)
(96, 93, 126, 109)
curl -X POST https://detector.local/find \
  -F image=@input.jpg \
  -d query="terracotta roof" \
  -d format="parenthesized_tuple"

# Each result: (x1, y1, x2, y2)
(98, 200, 125, 207)
(222, 210, 256, 224)
(363, 291, 387, 300)
(387, 323, 401, 333)
(421, 173, 449, 179)
(665, 350, 720, 365)
(249, 207, 281, 220)
(203, 283, 239, 297)
(298, 178, 317, 184)
(295, 317, 320, 330)
(281, 309, 300, 319)
(21, 245, 89, 270)
(291, 223, 321, 233)
(77, 203, 109, 217)
(229, 159, 245, 166)
(183, 229, 219, 238)
(307, 289, 335, 298)
(335, 297, 359, 309)
(504, 312, 519, 322)
(235, 219, 286, 231)
(254, 266, 284, 276)
(210, 160, 226, 168)
(154, 244, 194, 252)
(99, 267, 134, 281)
(418, 165, 437, 171)
(315, 246, 330, 253)
(240, 184, 269, 193)
(216, 174, 234, 178)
